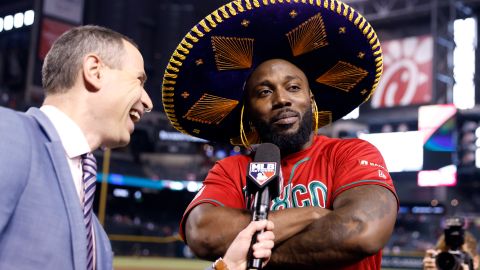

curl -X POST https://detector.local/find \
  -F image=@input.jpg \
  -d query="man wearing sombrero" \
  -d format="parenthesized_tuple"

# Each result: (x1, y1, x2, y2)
(162, 0, 399, 269)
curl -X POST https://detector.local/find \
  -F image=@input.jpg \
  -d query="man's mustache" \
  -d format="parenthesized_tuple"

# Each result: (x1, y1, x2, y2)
(270, 109, 300, 124)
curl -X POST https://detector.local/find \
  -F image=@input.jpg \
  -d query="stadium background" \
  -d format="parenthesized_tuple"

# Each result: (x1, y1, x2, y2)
(2, 0, 480, 269)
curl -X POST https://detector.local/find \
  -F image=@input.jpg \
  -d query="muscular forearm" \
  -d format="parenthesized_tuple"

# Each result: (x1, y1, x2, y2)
(268, 185, 398, 268)
(185, 204, 251, 260)
(185, 204, 326, 260)
(268, 206, 330, 244)
(268, 211, 371, 269)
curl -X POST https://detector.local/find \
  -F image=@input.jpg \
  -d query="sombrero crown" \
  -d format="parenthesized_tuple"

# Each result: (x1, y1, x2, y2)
(162, 0, 383, 145)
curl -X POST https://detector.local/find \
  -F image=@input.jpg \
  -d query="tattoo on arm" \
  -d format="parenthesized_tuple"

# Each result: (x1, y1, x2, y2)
(270, 185, 397, 267)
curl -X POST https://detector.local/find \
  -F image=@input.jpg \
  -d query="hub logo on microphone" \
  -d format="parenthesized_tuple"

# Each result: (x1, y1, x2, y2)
(249, 162, 277, 185)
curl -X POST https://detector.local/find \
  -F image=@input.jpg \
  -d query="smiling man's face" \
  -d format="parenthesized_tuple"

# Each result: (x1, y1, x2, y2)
(245, 59, 314, 155)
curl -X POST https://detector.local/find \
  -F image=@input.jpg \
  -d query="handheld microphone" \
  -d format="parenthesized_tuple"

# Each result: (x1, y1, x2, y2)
(246, 143, 281, 270)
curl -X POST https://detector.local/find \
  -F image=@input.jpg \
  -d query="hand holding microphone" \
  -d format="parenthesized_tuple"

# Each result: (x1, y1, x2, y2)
(246, 143, 281, 270)
(221, 220, 275, 270)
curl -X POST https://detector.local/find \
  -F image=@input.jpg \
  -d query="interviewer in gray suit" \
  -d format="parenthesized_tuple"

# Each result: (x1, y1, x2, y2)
(0, 25, 153, 270)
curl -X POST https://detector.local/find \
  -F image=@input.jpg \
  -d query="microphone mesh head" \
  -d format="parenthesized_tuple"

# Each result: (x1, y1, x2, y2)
(254, 143, 280, 163)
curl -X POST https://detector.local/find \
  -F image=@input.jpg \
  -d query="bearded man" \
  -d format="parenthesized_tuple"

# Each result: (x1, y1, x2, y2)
(161, 1, 399, 269)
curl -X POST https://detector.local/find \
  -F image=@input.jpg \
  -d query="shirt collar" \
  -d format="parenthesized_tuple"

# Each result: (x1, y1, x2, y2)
(40, 105, 91, 158)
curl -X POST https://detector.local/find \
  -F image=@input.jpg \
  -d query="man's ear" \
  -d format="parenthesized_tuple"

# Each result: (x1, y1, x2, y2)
(82, 53, 103, 92)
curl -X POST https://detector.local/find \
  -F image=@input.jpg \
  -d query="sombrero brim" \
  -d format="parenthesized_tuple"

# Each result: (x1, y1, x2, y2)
(162, 0, 383, 144)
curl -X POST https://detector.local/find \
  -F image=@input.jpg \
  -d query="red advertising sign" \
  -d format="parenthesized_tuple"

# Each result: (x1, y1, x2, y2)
(370, 35, 433, 108)
(38, 17, 74, 60)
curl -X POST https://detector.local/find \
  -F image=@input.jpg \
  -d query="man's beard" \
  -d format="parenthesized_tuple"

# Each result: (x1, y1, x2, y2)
(252, 108, 313, 155)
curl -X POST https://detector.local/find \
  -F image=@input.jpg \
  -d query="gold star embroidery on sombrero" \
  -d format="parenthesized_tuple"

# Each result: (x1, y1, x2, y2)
(211, 36, 254, 71)
(184, 93, 239, 125)
(286, 13, 328, 57)
(289, 10, 298, 18)
(181, 91, 190, 99)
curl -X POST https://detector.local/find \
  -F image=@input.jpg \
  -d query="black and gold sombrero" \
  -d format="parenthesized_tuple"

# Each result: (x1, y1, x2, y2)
(162, 0, 383, 145)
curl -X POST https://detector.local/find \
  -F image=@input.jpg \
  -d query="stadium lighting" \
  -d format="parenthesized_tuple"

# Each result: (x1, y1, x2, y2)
(0, 10, 35, 33)
(417, 165, 457, 187)
(187, 181, 202, 192)
(453, 17, 477, 109)
(13, 12, 23, 28)
(113, 188, 129, 198)
(3, 15, 13, 31)
(168, 181, 184, 191)
(97, 173, 203, 192)
(24, 10, 34, 26)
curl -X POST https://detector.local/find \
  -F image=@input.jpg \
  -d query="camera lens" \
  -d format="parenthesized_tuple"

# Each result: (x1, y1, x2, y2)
(436, 252, 462, 270)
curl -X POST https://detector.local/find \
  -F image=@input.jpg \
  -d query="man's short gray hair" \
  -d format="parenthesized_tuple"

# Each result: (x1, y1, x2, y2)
(42, 25, 138, 94)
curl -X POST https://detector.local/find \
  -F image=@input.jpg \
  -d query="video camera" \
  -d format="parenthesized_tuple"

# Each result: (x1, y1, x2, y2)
(435, 217, 474, 270)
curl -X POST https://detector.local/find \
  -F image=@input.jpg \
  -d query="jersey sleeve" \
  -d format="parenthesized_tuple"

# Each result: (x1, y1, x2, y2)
(179, 155, 249, 241)
(331, 138, 398, 204)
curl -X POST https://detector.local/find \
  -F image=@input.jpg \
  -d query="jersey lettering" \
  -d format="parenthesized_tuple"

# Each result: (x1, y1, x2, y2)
(271, 180, 327, 210)
(309, 181, 327, 208)
(292, 184, 311, 207)
(271, 185, 291, 210)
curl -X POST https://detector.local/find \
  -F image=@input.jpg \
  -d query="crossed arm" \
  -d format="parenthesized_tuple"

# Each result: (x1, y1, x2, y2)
(185, 185, 397, 268)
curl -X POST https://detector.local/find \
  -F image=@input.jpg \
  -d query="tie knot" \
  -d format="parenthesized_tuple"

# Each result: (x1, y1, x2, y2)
(81, 153, 97, 175)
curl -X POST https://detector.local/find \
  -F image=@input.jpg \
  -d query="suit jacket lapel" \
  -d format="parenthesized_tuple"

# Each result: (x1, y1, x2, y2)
(28, 108, 87, 270)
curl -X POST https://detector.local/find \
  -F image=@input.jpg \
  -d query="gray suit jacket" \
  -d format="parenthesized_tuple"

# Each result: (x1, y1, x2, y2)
(0, 107, 113, 269)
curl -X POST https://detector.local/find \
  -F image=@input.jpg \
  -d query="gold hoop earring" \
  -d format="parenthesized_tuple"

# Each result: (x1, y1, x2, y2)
(240, 105, 252, 150)
(239, 105, 260, 150)
(312, 99, 319, 134)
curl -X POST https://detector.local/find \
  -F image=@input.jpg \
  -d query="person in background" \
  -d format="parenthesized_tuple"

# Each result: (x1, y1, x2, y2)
(423, 230, 479, 270)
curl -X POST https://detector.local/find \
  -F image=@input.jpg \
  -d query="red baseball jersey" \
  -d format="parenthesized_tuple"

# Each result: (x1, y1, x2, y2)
(181, 135, 398, 270)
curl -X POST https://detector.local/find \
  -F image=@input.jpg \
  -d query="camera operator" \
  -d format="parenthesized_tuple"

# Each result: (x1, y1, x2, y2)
(423, 217, 479, 270)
